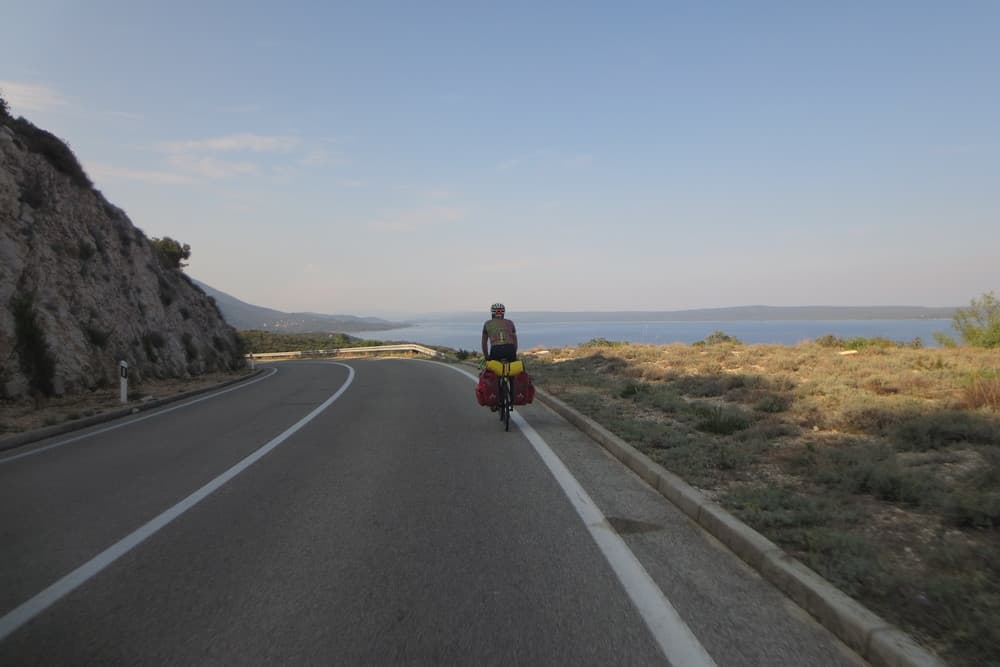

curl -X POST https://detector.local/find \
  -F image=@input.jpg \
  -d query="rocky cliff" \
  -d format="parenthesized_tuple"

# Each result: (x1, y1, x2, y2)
(0, 113, 244, 400)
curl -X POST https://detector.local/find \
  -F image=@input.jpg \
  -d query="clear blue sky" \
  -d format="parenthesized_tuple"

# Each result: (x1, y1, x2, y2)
(3, 1, 997, 315)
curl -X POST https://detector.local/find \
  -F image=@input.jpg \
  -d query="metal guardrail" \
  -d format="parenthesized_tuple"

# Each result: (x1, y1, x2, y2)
(246, 344, 448, 361)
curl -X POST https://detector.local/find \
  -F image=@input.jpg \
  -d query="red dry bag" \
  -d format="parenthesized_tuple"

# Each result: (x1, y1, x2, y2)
(476, 369, 499, 407)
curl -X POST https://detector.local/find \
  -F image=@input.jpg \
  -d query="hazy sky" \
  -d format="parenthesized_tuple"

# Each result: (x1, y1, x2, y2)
(3, 1, 997, 315)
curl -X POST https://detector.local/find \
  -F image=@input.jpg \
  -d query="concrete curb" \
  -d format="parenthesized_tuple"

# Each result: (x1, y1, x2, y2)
(533, 387, 946, 667)
(0, 369, 267, 454)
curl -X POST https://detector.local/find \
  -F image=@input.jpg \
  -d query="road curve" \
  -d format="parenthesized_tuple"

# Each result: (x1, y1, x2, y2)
(0, 360, 864, 666)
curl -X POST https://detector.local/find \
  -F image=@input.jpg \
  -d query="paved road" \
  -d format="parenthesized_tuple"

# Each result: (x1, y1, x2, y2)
(0, 360, 865, 665)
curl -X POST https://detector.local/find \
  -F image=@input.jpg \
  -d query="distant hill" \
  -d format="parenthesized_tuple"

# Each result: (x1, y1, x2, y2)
(192, 280, 409, 333)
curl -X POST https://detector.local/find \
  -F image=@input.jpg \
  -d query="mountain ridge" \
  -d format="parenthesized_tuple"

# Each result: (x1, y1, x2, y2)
(192, 280, 409, 333)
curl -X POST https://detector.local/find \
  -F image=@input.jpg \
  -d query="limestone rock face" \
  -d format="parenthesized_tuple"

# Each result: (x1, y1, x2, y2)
(0, 123, 244, 399)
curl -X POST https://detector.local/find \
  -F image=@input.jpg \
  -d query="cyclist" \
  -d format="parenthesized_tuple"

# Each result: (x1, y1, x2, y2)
(482, 302, 518, 361)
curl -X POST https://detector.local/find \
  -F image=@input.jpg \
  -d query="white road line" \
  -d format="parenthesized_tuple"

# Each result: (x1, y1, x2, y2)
(0, 368, 279, 465)
(0, 363, 354, 642)
(443, 363, 716, 667)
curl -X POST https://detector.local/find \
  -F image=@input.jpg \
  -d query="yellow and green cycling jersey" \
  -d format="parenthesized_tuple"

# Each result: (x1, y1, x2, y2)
(483, 318, 517, 346)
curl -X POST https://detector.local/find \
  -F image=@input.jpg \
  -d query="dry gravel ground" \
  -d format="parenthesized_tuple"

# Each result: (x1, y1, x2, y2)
(522, 341, 999, 667)
(0, 370, 254, 439)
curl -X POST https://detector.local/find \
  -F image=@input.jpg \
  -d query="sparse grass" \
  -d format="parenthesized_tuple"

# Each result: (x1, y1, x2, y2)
(526, 341, 1000, 666)
(964, 370, 1000, 410)
(0, 371, 253, 436)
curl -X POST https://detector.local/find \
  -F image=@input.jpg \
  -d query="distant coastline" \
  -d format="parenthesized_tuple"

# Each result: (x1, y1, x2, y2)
(354, 318, 954, 350)
(192, 279, 959, 334)
(419, 305, 956, 324)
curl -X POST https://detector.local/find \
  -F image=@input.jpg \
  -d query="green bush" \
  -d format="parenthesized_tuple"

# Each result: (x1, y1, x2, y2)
(946, 490, 1000, 529)
(692, 402, 754, 434)
(619, 381, 646, 398)
(238, 330, 371, 353)
(151, 237, 191, 270)
(693, 330, 742, 346)
(816, 334, 904, 349)
(798, 530, 885, 598)
(725, 484, 832, 529)
(938, 291, 1000, 348)
(754, 393, 791, 413)
(581, 337, 628, 348)
(892, 411, 1000, 450)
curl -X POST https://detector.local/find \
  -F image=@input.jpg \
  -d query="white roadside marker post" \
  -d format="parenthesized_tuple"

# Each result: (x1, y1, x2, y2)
(119, 360, 128, 404)
(249, 353, 255, 370)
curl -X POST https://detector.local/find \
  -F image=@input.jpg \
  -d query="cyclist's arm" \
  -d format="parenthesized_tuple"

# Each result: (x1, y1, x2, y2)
(481, 330, 489, 358)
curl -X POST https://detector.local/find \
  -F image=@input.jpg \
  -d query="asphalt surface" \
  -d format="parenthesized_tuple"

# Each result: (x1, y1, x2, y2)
(0, 360, 867, 666)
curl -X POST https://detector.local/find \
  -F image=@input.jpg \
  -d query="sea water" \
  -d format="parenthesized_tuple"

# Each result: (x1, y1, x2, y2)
(352, 319, 952, 351)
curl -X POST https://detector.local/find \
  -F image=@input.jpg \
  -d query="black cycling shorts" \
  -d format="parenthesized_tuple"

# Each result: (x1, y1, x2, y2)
(488, 344, 517, 361)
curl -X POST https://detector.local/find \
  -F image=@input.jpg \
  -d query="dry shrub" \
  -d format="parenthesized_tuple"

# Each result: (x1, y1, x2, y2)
(641, 366, 675, 382)
(863, 377, 900, 395)
(964, 372, 1000, 410)
(896, 373, 934, 396)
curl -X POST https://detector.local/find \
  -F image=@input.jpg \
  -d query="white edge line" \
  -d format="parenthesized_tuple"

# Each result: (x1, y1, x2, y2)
(0, 368, 279, 465)
(0, 363, 355, 642)
(441, 362, 717, 667)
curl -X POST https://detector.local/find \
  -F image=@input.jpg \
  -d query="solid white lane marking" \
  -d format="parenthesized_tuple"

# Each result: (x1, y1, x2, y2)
(0, 368, 279, 465)
(0, 363, 354, 641)
(443, 363, 716, 667)
(513, 413, 717, 667)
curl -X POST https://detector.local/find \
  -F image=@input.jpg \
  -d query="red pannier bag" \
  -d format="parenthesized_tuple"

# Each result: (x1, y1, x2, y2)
(476, 369, 499, 407)
(512, 372, 535, 405)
